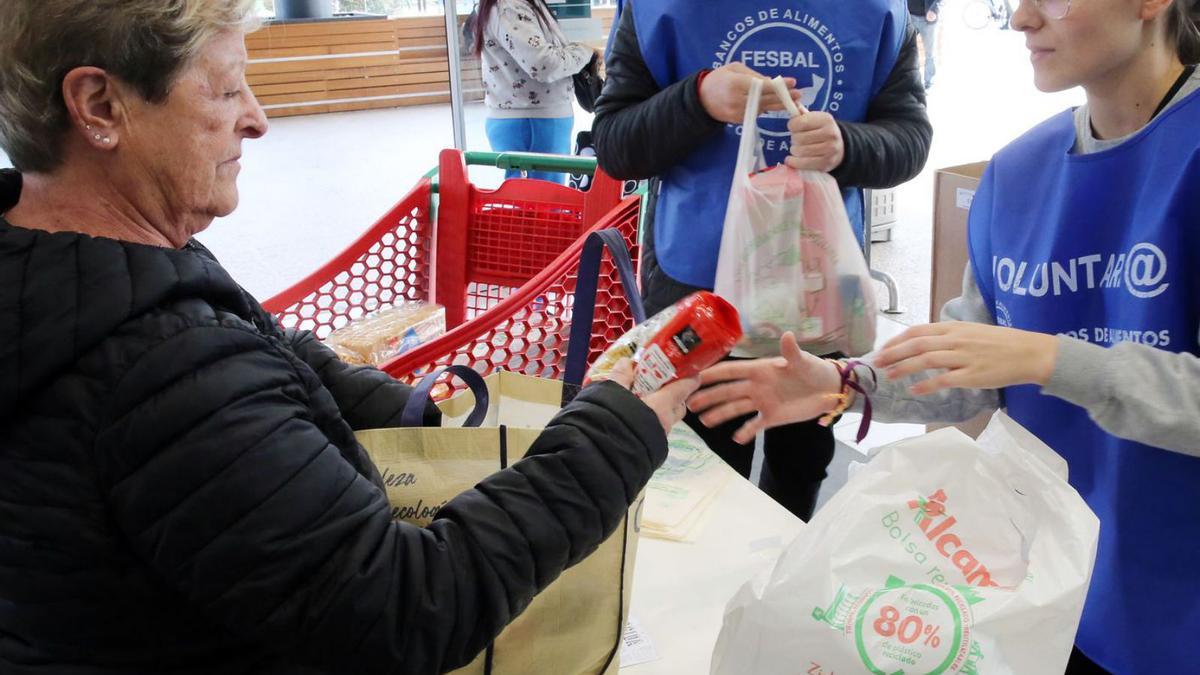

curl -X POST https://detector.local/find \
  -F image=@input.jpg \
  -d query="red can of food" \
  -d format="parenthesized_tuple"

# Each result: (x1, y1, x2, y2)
(631, 291, 743, 395)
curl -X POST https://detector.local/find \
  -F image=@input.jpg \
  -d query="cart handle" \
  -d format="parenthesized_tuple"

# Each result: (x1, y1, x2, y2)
(464, 151, 598, 174)
(423, 151, 600, 193)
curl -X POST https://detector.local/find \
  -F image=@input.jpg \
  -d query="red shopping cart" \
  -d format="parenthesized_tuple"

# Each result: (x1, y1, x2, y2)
(262, 149, 641, 396)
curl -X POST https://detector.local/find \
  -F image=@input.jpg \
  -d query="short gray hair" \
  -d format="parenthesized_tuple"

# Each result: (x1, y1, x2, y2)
(0, 0, 258, 173)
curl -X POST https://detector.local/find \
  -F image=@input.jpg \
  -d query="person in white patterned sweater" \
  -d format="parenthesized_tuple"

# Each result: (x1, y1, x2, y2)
(472, 0, 599, 183)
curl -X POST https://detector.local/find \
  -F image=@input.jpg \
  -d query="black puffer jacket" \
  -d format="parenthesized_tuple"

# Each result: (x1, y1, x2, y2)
(0, 170, 667, 674)
(593, 2, 932, 190)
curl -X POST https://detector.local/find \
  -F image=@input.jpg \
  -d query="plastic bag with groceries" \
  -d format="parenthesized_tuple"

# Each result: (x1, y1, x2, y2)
(711, 412, 1100, 675)
(714, 77, 876, 358)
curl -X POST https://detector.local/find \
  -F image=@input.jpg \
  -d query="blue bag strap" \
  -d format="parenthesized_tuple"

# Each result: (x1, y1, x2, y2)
(564, 229, 645, 388)
(400, 364, 490, 428)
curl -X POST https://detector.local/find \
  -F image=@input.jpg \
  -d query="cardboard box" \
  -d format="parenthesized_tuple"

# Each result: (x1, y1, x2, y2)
(929, 162, 990, 438)
(930, 162, 987, 323)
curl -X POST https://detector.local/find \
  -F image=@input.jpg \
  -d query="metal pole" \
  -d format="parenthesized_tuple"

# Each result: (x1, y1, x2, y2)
(862, 189, 903, 314)
(443, 0, 467, 150)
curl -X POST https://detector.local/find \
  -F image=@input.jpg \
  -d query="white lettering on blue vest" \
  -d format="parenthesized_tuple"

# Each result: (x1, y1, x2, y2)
(1125, 243, 1170, 298)
(1051, 260, 1077, 295)
(1100, 254, 1126, 289)
(712, 11, 846, 124)
(991, 242, 1168, 300)
(740, 51, 820, 69)
(1028, 263, 1050, 297)
(1067, 327, 1173, 347)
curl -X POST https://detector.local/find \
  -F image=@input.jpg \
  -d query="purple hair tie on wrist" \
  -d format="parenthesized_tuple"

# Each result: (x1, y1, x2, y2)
(840, 359, 873, 444)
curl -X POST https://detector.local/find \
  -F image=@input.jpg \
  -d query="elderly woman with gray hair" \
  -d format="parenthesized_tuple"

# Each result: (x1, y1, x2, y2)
(0, 2, 697, 673)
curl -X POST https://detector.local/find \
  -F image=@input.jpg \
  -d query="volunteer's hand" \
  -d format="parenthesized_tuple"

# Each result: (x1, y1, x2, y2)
(643, 376, 703, 435)
(688, 332, 842, 445)
(927, 10, 938, 22)
(699, 63, 802, 124)
(874, 322, 1059, 395)
(785, 111, 845, 172)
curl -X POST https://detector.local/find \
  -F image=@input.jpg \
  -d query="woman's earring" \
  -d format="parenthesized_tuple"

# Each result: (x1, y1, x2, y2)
(86, 124, 111, 144)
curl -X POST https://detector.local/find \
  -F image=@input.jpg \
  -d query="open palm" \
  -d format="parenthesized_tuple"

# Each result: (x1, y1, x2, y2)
(687, 332, 842, 445)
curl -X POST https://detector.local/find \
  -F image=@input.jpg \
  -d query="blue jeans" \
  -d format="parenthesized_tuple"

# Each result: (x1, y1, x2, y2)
(911, 15, 938, 87)
(485, 116, 574, 183)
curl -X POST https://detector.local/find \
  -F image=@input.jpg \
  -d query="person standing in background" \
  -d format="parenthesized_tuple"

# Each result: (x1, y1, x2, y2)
(593, 0, 931, 521)
(475, 0, 598, 183)
(909, 0, 942, 89)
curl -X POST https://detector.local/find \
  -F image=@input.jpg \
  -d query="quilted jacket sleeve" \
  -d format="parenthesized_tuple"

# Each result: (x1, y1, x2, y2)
(94, 322, 667, 675)
(284, 328, 440, 430)
(592, 2, 725, 180)
(828, 25, 933, 190)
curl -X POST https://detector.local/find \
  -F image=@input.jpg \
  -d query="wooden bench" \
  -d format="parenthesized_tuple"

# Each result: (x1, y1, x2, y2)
(247, 9, 615, 119)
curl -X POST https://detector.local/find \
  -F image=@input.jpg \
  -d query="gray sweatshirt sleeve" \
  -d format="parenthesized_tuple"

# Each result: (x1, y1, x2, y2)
(852, 263, 1200, 456)
(491, 0, 592, 84)
(849, 264, 1000, 424)
(1043, 333, 1200, 455)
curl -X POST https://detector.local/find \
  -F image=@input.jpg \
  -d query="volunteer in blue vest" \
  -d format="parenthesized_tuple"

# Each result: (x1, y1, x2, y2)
(690, 0, 1200, 671)
(592, 1, 932, 520)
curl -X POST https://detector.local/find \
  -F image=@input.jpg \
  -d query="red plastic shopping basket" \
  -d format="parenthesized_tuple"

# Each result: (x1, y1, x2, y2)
(383, 200, 640, 390)
(262, 149, 640, 395)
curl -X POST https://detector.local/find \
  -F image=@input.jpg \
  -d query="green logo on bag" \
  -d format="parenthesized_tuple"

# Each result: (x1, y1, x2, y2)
(852, 576, 975, 675)
(812, 585, 864, 632)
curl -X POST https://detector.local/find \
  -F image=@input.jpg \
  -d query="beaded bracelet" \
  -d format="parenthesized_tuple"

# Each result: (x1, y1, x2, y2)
(817, 358, 874, 443)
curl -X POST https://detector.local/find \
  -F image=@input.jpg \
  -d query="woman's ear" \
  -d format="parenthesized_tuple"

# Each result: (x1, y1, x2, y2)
(61, 66, 124, 151)
(1140, 0, 1177, 22)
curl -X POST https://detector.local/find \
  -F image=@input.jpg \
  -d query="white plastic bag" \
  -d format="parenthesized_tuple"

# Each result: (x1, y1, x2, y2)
(714, 78, 876, 358)
(711, 412, 1099, 675)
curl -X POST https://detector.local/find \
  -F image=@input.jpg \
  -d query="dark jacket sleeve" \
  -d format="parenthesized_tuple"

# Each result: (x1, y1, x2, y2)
(592, 0, 724, 180)
(284, 328, 440, 429)
(829, 24, 933, 190)
(95, 323, 668, 675)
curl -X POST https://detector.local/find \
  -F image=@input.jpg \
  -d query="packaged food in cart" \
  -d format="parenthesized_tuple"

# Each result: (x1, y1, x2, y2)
(325, 302, 446, 366)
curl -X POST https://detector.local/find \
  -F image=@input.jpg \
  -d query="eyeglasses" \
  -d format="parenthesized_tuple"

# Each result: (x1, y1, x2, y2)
(1032, 0, 1071, 20)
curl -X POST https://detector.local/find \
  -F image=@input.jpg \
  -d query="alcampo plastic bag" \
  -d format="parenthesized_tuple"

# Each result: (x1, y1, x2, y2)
(710, 412, 1099, 675)
(714, 78, 876, 357)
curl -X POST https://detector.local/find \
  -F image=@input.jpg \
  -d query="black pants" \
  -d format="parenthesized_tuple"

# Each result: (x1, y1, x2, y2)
(641, 241, 835, 522)
(1066, 647, 1111, 674)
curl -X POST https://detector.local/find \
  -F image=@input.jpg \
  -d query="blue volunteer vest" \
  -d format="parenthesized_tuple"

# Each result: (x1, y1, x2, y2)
(631, 0, 907, 288)
(969, 93, 1200, 673)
